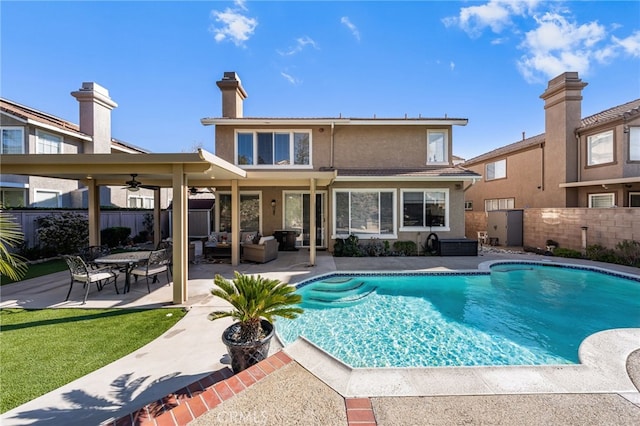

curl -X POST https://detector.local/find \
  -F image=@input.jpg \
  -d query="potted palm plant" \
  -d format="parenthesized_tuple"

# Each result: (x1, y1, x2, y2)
(209, 272, 303, 373)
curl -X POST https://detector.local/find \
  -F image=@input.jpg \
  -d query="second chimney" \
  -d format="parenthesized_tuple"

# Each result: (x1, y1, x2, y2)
(216, 72, 248, 118)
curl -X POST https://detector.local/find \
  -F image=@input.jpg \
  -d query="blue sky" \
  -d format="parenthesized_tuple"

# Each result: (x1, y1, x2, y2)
(2, 0, 639, 160)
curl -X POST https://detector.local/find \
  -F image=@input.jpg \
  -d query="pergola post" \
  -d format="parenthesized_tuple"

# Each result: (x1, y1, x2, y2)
(87, 179, 100, 246)
(309, 178, 317, 266)
(231, 179, 240, 266)
(153, 188, 161, 246)
(171, 165, 188, 304)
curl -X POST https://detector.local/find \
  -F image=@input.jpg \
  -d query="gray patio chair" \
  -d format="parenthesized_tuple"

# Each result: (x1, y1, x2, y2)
(79, 245, 111, 270)
(63, 255, 120, 304)
(130, 249, 171, 293)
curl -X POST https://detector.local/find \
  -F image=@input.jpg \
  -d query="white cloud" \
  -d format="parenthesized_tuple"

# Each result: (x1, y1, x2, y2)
(450, 61, 456, 71)
(341, 16, 360, 41)
(278, 36, 318, 56)
(281, 72, 301, 85)
(234, 0, 248, 12)
(613, 30, 640, 57)
(444, 1, 639, 84)
(209, 6, 258, 47)
(517, 12, 608, 82)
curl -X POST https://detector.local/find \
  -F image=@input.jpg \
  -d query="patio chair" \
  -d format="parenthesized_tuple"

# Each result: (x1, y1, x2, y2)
(79, 245, 111, 269)
(63, 255, 120, 304)
(156, 240, 173, 275)
(130, 249, 171, 293)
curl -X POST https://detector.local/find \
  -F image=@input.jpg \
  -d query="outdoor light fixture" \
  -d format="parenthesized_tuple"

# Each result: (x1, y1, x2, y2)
(271, 199, 276, 215)
(128, 186, 140, 192)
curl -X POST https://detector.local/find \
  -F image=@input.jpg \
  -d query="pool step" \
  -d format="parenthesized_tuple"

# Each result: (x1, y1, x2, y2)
(302, 283, 377, 307)
(311, 277, 361, 292)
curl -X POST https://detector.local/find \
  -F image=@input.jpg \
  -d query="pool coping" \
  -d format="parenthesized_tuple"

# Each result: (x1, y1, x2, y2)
(282, 261, 640, 403)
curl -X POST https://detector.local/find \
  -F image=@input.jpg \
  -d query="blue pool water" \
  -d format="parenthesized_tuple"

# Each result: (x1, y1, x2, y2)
(276, 263, 640, 368)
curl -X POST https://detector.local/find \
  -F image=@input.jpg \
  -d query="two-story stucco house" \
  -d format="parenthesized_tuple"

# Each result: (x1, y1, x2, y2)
(201, 72, 481, 254)
(463, 72, 640, 216)
(0, 83, 169, 208)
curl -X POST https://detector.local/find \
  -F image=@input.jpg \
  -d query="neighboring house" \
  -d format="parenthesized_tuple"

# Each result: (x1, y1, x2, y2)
(201, 72, 481, 251)
(0, 83, 169, 208)
(463, 72, 640, 213)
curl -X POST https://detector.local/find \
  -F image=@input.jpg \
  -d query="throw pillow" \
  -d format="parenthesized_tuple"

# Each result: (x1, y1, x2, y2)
(208, 234, 218, 244)
(244, 232, 256, 243)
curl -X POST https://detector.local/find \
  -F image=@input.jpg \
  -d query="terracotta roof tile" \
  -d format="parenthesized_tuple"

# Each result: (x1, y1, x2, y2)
(1, 98, 83, 134)
(579, 98, 640, 129)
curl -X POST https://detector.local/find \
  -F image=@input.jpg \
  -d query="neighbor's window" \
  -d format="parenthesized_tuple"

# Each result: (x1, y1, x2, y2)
(236, 130, 310, 166)
(630, 127, 640, 161)
(217, 192, 261, 233)
(427, 130, 448, 164)
(401, 189, 449, 229)
(630, 193, 640, 207)
(36, 130, 62, 154)
(1, 127, 24, 154)
(128, 195, 154, 209)
(485, 159, 506, 180)
(588, 193, 615, 208)
(0, 189, 25, 208)
(33, 190, 60, 208)
(587, 130, 614, 165)
(485, 198, 515, 212)
(334, 189, 394, 237)
(464, 201, 473, 211)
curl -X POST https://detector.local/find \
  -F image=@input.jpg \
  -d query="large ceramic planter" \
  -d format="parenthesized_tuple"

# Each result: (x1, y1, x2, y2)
(222, 319, 274, 373)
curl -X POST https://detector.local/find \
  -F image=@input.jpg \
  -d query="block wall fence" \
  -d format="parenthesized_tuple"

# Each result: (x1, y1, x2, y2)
(466, 208, 640, 251)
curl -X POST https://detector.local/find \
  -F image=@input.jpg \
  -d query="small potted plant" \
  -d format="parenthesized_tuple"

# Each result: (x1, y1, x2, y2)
(209, 272, 303, 373)
(546, 239, 559, 253)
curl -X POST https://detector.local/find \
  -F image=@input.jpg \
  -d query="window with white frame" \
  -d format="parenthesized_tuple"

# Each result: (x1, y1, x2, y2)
(427, 130, 448, 164)
(236, 130, 310, 166)
(36, 130, 62, 154)
(334, 189, 394, 237)
(33, 190, 60, 207)
(588, 193, 615, 208)
(128, 195, 154, 209)
(485, 198, 515, 212)
(401, 189, 449, 229)
(587, 130, 614, 165)
(1, 127, 25, 154)
(630, 127, 640, 161)
(464, 201, 473, 211)
(485, 159, 506, 180)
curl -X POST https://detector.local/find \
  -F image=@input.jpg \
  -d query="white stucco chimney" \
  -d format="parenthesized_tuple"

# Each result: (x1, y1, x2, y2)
(71, 82, 118, 153)
(216, 72, 247, 118)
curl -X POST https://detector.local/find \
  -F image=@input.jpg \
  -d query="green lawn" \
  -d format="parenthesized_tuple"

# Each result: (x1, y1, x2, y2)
(1, 259, 67, 286)
(0, 307, 186, 413)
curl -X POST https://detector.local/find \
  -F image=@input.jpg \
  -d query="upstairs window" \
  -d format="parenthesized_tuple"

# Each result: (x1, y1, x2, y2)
(1, 127, 24, 154)
(630, 127, 640, 161)
(427, 130, 448, 165)
(236, 130, 311, 166)
(486, 159, 506, 180)
(36, 130, 62, 154)
(587, 130, 614, 165)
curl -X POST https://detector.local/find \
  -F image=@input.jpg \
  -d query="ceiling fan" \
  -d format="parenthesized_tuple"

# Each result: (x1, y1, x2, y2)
(123, 174, 159, 192)
(188, 186, 216, 196)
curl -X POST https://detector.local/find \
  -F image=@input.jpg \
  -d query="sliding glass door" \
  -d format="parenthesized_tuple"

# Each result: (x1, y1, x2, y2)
(283, 192, 325, 248)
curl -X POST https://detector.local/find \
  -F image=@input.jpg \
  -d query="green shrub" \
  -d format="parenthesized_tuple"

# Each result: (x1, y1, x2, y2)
(614, 240, 640, 267)
(363, 238, 387, 257)
(585, 244, 618, 264)
(36, 212, 89, 255)
(333, 234, 362, 257)
(552, 248, 583, 258)
(393, 240, 417, 256)
(100, 227, 131, 248)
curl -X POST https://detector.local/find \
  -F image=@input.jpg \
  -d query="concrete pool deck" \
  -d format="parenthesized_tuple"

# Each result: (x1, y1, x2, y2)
(1, 248, 639, 425)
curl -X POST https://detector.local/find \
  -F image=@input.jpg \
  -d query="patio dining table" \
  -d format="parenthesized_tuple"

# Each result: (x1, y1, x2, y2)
(95, 251, 151, 293)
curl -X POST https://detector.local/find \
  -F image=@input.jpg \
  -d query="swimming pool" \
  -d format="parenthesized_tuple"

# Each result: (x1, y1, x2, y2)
(276, 262, 640, 368)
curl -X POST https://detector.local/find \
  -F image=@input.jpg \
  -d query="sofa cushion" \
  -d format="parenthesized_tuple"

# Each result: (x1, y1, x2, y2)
(243, 232, 257, 243)
(258, 235, 275, 245)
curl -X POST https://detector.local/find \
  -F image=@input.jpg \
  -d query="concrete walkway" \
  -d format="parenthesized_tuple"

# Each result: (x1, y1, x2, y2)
(1, 249, 639, 425)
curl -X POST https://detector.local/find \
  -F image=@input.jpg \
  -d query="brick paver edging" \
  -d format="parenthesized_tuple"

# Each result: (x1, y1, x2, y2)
(345, 397, 377, 425)
(110, 351, 293, 426)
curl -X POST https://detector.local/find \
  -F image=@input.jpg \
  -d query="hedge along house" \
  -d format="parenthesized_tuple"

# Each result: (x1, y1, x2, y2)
(201, 72, 481, 262)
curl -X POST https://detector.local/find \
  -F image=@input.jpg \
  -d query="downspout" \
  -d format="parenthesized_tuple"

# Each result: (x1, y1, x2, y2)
(330, 122, 335, 168)
(575, 132, 581, 182)
(540, 143, 545, 191)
